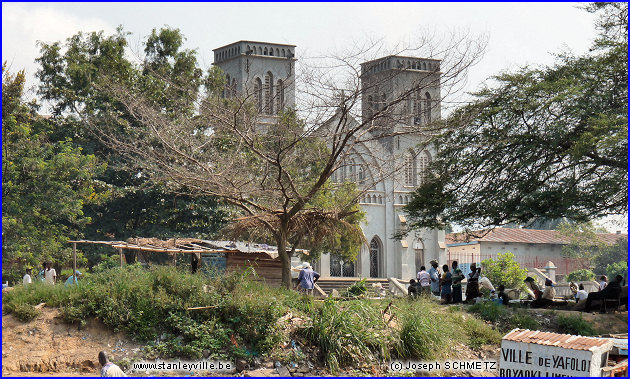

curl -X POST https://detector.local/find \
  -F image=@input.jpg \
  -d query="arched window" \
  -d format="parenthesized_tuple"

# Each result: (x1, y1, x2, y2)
(424, 92, 432, 123)
(269, 48, 274, 56)
(412, 90, 422, 124)
(348, 159, 356, 182)
(405, 151, 417, 186)
(423, 62, 427, 70)
(367, 95, 373, 117)
(358, 165, 364, 182)
(417, 151, 431, 185)
(275, 79, 284, 112)
(399, 195, 403, 204)
(254, 78, 263, 113)
(282, 49, 286, 57)
(264, 72, 274, 115)
(369, 237, 382, 278)
(275, 48, 280, 56)
(264, 47, 268, 55)
(258, 46, 262, 55)
(378, 195, 383, 204)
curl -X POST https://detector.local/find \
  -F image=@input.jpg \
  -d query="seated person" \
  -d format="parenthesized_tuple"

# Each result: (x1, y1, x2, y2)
(408, 279, 420, 298)
(497, 284, 510, 306)
(584, 275, 623, 313)
(532, 279, 556, 308)
(572, 284, 589, 310)
(524, 277, 543, 300)
(599, 275, 608, 291)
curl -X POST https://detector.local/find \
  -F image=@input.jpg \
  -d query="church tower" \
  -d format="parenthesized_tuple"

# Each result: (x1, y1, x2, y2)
(213, 41, 297, 119)
(360, 55, 441, 139)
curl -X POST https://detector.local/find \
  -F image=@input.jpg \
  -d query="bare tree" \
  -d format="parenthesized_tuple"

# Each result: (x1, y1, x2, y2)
(84, 32, 485, 289)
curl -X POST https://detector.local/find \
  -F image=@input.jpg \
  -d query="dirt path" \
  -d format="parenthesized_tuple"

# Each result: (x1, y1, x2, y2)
(2, 307, 142, 376)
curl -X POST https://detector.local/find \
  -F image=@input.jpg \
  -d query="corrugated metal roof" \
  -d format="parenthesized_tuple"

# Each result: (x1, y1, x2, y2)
(503, 329, 614, 351)
(446, 228, 626, 246)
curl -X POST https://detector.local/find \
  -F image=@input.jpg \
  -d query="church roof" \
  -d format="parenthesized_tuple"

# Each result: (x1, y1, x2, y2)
(213, 40, 296, 51)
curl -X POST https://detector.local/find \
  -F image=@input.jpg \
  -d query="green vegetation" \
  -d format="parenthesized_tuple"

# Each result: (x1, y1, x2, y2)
(480, 252, 527, 290)
(556, 314, 597, 336)
(3, 266, 502, 373)
(606, 261, 627, 280)
(468, 301, 539, 331)
(404, 3, 627, 230)
(566, 269, 596, 282)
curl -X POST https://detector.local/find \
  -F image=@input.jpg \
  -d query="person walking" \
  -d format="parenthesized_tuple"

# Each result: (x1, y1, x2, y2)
(295, 262, 320, 296)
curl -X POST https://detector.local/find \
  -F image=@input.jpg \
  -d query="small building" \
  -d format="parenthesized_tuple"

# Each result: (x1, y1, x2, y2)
(445, 228, 626, 275)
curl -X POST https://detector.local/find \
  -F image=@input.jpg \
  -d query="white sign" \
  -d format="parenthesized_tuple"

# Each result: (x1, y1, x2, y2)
(499, 339, 608, 377)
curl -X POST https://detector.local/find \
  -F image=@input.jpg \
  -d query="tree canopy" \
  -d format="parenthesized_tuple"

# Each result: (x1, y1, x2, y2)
(2, 63, 103, 269)
(404, 3, 627, 232)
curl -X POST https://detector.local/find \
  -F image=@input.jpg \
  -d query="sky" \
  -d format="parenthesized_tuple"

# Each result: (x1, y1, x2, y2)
(2, 2, 625, 231)
(3, 2, 599, 98)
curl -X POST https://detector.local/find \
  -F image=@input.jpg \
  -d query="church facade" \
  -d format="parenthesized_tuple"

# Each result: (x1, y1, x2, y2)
(213, 41, 447, 280)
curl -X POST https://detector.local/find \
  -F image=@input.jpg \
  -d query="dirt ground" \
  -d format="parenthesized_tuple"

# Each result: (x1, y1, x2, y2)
(2, 307, 143, 377)
(2, 306, 626, 377)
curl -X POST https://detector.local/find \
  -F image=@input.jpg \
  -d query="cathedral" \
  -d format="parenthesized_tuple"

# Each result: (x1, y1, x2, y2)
(213, 40, 447, 280)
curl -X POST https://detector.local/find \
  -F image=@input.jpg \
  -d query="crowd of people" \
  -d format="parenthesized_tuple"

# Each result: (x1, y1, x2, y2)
(21, 261, 82, 287)
(408, 260, 501, 305)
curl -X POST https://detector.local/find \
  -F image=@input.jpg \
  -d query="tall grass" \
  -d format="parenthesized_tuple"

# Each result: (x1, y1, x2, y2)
(4, 266, 503, 371)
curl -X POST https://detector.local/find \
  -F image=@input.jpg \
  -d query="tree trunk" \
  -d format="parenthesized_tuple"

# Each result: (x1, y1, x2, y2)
(277, 221, 293, 290)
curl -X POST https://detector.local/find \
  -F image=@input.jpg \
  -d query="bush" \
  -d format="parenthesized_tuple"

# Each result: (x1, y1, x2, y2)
(566, 269, 596, 282)
(508, 310, 540, 330)
(12, 303, 41, 322)
(481, 252, 527, 290)
(302, 298, 390, 373)
(344, 278, 368, 297)
(606, 261, 627, 281)
(468, 301, 507, 322)
(397, 306, 445, 359)
(556, 314, 596, 336)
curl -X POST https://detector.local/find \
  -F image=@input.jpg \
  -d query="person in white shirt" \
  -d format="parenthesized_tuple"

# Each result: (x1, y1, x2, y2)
(575, 284, 589, 301)
(599, 275, 608, 291)
(23, 268, 32, 286)
(44, 261, 56, 285)
(416, 266, 431, 295)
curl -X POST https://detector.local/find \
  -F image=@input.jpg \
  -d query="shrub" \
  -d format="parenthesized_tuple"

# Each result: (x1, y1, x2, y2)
(396, 306, 445, 359)
(566, 269, 596, 282)
(344, 278, 368, 297)
(508, 310, 540, 330)
(468, 301, 506, 322)
(12, 303, 41, 322)
(606, 261, 627, 281)
(302, 298, 390, 373)
(556, 314, 596, 336)
(481, 252, 527, 290)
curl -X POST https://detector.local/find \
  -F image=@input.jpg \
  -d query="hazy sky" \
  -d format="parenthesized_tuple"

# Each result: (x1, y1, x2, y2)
(4, 2, 598, 97)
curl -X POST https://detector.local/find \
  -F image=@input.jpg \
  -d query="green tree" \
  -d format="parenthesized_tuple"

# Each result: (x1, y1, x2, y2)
(404, 3, 627, 231)
(593, 237, 627, 274)
(35, 27, 228, 261)
(557, 221, 607, 269)
(2, 64, 103, 271)
(480, 252, 527, 289)
(606, 261, 627, 281)
(566, 269, 596, 282)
